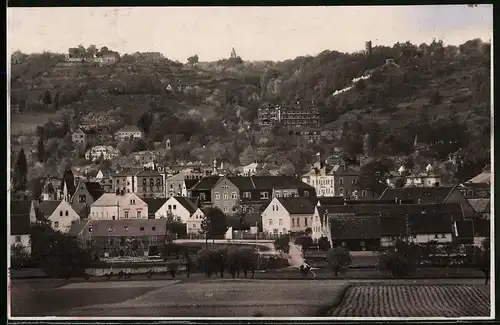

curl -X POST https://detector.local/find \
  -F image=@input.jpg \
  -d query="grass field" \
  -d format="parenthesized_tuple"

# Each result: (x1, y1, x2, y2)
(330, 284, 491, 317)
(10, 113, 60, 135)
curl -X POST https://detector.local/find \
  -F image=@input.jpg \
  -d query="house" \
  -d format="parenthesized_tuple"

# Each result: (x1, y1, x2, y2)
(114, 125, 144, 141)
(87, 219, 168, 257)
(136, 169, 165, 198)
(186, 208, 206, 235)
(379, 186, 479, 219)
(329, 216, 381, 251)
(240, 161, 280, 176)
(10, 200, 37, 254)
(33, 200, 81, 233)
(311, 205, 338, 241)
(95, 169, 113, 193)
(472, 219, 490, 247)
(101, 52, 120, 65)
(72, 128, 97, 147)
(404, 164, 442, 187)
(111, 167, 143, 194)
(466, 170, 491, 184)
(90, 193, 148, 220)
(379, 216, 407, 247)
(188, 176, 222, 207)
(70, 181, 104, 219)
(468, 199, 490, 219)
(85, 145, 119, 161)
(159, 196, 198, 223)
(143, 198, 168, 219)
(261, 197, 315, 236)
(166, 171, 207, 197)
(406, 213, 455, 244)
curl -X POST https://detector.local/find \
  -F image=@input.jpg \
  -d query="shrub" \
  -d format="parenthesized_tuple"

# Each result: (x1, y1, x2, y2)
(378, 240, 423, 276)
(327, 247, 352, 276)
(318, 237, 331, 251)
(295, 236, 313, 251)
(274, 235, 290, 257)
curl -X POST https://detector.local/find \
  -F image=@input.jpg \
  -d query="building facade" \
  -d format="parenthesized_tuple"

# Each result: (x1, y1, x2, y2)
(90, 193, 148, 220)
(136, 169, 165, 198)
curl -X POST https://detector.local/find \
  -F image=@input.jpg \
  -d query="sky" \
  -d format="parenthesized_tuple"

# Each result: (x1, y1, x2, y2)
(7, 5, 493, 62)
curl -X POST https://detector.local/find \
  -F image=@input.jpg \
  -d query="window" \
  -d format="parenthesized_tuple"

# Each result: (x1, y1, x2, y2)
(140, 227, 145, 231)
(152, 226, 156, 231)
(108, 226, 113, 232)
(193, 224, 197, 228)
(223, 193, 228, 199)
(173, 205, 177, 210)
(272, 205, 275, 211)
(243, 192, 251, 199)
(339, 177, 344, 185)
(124, 211, 129, 219)
(296, 218, 300, 227)
(269, 219, 273, 226)
(283, 191, 288, 197)
(304, 191, 309, 197)
(275, 191, 281, 198)
(361, 190, 367, 197)
(108, 238, 114, 245)
(215, 193, 220, 200)
(434, 234, 439, 238)
(124, 226, 128, 232)
(231, 192, 237, 199)
(79, 195, 86, 203)
(15, 236, 21, 243)
(260, 192, 269, 199)
(279, 219, 282, 226)
(305, 218, 308, 226)
(168, 205, 172, 210)
(339, 187, 344, 195)
(130, 199, 135, 204)
(54, 222, 59, 229)
(275, 205, 278, 211)
(65, 210, 69, 216)
(224, 206, 229, 212)
(200, 193, 206, 201)
(137, 210, 142, 218)
(60, 211, 63, 217)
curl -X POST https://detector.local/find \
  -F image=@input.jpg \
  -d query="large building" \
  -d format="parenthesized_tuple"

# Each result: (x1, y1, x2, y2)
(257, 103, 320, 128)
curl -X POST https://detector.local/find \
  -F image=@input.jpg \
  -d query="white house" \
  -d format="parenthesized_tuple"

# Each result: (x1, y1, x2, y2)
(114, 125, 145, 141)
(34, 200, 81, 233)
(160, 196, 198, 223)
(311, 206, 331, 241)
(85, 145, 119, 161)
(90, 193, 148, 220)
(261, 197, 315, 235)
(10, 200, 38, 255)
(186, 208, 206, 235)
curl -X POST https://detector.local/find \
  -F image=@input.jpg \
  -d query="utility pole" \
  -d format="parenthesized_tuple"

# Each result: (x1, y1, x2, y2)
(255, 221, 260, 270)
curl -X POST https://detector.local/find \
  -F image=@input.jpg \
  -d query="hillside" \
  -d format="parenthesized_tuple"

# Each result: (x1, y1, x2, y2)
(10, 39, 491, 182)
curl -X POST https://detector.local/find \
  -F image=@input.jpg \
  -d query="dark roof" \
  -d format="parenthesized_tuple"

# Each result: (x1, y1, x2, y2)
(37, 201, 61, 217)
(379, 187, 456, 204)
(329, 216, 381, 240)
(347, 199, 415, 205)
(43, 183, 56, 194)
(408, 214, 453, 234)
(143, 198, 168, 214)
(473, 219, 490, 237)
(90, 219, 168, 237)
(11, 215, 31, 235)
(10, 200, 31, 216)
(455, 220, 474, 239)
(317, 197, 345, 206)
(278, 197, 315, 214)
(60, 170, 76, 196)
(190, 176, 222, 190)
(380, 216, 406, 237)
(184, 179, 199, 190)
(352, 203, 464, 219)
(84, 182, 104, 201)
(173, 197, 198, 214)
(67, 220, 91, 237)
(77, 206, 90, 219)
(228, 176, 314, 190)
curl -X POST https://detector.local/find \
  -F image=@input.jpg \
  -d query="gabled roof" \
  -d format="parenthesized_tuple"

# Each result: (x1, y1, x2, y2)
(408, 214, 453, 234)
(10, 200, 32, 216)
(89, 219, 168, 237)
(277, 197, 315, 215)
(351, 203, 464, 219)
(143, 198, 168, 214)
(468, 199, 490, 214)
(92, 193, 144, 207)
(317, 197, 345, 206)
(137, 169, 162, 177)
(228, 176, 314, 190)
(67, 220, 91, 237)
(114, 167, 144, 177)
(473, 219, 490, 237)
(190, 176, 222, 191)
(116, 125, 143, 133)
(11, 214, 31, 235)
(379, 186, 456, 204)
(329, 216, 381, 240)
(37, 201, 61, 217)
(184, 178, 199, 190)
(455, 220, 474, 239)
(172, 197, 198, 214)
(467, 172, 491, 184)
(84, 182, 104, 201)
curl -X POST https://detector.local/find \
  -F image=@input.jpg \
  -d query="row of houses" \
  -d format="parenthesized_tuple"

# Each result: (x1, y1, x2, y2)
(72, 125, 144, 148)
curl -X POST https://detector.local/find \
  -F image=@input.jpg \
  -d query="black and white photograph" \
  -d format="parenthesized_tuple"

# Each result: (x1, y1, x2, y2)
(7, 5, 493, 319)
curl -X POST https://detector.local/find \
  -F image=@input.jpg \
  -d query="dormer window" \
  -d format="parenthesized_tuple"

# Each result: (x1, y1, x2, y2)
(108, 226, 113, 232)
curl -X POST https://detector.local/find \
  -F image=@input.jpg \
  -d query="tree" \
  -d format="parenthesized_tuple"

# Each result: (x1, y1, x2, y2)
(274, 234, 290, 258)
(475, 238, 490, 285)
(359, 158, 394, 197)
(378, 240, 423, 276)
(187, 54, 199, 65)
(327, 247, 352, 276)
(42, 90, 52, 105)
(86, 44, 98, 57)
(13, 149, 28, 192)
(200, 208, 229, 244)
(318, 236, 331, 251)
(279, 162, 296, 176)
(137, 112, 154, 136)
(77, 44, 86, 57)
(239, 145, 259, 166)
(36, 138, 45, 163)
(99, 46, 109, 56)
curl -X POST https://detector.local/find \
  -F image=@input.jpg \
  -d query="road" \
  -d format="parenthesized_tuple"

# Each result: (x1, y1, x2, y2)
(10, 278, 491, 318)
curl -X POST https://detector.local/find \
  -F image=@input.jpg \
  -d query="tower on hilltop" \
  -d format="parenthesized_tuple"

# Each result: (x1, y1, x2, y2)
(365, 41, 373, 56)
(230, 47, 237, 59)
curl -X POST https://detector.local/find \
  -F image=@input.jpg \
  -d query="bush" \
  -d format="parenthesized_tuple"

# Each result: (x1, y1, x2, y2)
(318, 237, 331, 251)
(294, 236, 313, 251)
(378, 240, 423, 276)
(327, 247, 352, 276)
(274, 235, 290, 257)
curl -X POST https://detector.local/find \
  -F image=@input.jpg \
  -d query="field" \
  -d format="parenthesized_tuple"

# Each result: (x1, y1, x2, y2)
(330, 284, 491, 317)
(10, 113, 60, 135)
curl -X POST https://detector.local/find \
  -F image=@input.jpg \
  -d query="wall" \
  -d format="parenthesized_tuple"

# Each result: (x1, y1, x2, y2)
(302, 174, 336, 197)
(311, 209, 322, 241)
(290, 214, 314, 233)
(49, 201, 81, 233)
(212, 178, 239, 215)
(71, 183, 94, 216)
(413, 233, 453, 244)
(11, 234, 31, 254)
(186, 209, 205, 234)
(161, 198, 191, 223)
(261, 199, 291, 235)
(90, 196, 148, 220)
